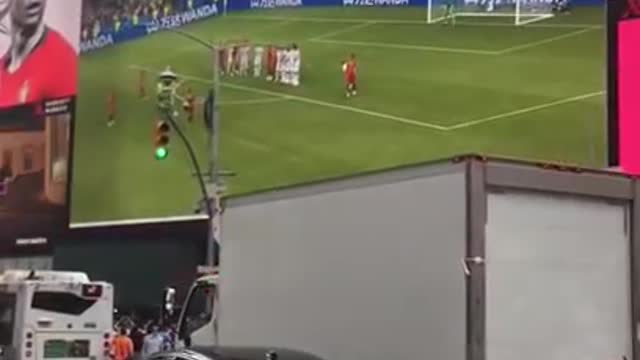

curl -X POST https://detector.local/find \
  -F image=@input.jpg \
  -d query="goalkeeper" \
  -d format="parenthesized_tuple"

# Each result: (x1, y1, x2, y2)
(156, 66, 182, 118)
(443, 0, 456, 25)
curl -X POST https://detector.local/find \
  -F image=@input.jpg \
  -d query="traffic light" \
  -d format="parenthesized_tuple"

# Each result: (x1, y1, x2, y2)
(154, 120, 170, 160)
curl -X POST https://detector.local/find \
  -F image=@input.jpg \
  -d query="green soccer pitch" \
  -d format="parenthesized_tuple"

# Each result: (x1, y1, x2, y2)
(71, 6, 605, 223)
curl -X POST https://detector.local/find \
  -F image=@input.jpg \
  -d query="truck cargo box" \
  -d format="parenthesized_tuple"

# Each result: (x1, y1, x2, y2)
(216, 156, 639, 360)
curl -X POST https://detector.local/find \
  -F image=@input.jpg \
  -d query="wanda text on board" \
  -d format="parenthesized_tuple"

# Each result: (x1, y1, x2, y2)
(80, 4, 219, 53)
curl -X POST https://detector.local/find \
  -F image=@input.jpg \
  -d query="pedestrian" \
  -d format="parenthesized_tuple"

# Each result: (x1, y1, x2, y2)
(142, 323, 164, 358)
(161, 323, 176, 351)
(130, 323, 146, 353)
(111, 328, 134, 360)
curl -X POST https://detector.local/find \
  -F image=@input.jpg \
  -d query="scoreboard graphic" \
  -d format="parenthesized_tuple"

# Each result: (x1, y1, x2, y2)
(608, 0, 640, 173)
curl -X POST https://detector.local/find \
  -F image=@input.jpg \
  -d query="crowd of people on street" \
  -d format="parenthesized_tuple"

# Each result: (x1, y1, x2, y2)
(111, 314, 178, 360)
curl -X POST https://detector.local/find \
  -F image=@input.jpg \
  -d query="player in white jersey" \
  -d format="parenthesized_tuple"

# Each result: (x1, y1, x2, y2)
(283, 47, 293, 85)
(238, 43, 250, 76)
(225, 45, 234, 75)
(286, 47, 297, 85)
(280, 48, 290, 85)
(275, 48, 285, 83)
(253, 45, 264, 77)
(290, 44, 301, 87)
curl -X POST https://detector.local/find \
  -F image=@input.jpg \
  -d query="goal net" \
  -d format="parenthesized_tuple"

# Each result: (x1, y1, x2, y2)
(427, 0, 554, 25)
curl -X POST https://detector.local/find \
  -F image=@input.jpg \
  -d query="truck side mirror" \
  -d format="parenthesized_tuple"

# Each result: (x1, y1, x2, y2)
(162, 287, 176, 320)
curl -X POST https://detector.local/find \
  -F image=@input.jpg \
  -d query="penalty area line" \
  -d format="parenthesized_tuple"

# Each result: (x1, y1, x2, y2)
(222, 82, 447, 130)
(310, 38, 499, 55)
(309, 21, 377, 41)
(445, 90, 605, 130)
(130, 64, 447, 131)
(497, 27, 596, 54)
(220, 97, 290, 106)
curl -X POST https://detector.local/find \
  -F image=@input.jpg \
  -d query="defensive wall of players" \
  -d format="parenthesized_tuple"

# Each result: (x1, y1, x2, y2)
(80, 0, 603, 53)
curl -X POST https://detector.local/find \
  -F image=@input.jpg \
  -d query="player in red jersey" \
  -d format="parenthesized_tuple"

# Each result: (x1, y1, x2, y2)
(218, 47, 226, 75)
(266, 45, 277, 81)
(342, 53, 357, 98)
(0, 0, 78, 108)
(182, 87, 195, 122)
(232, 44, 240, 76)
(107, 90, 116, 127)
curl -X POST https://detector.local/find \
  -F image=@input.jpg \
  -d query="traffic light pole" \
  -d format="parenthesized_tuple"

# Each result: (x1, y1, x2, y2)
(166, 29, 221, 267)
(161, 109, 213, 221)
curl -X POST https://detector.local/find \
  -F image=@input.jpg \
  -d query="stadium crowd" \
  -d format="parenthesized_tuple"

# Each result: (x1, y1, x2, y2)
(81, 0, 217, 41)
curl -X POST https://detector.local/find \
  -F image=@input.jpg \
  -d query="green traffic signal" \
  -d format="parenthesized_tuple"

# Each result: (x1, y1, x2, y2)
(154, 120, 170, 160)
(155, 147, 169, 160)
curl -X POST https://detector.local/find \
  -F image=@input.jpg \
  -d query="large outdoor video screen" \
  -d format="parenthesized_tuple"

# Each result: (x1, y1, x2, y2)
(0, 0, 81, 249)
(608, 0, 640, 172)
(0, 0, 607, 231)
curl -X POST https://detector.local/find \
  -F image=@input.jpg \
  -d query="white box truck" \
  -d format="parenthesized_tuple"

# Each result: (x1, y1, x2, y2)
(174, 156, 639, 360)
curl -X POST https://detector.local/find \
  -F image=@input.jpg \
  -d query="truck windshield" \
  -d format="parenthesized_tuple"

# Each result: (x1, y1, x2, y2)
(181, 284, 215, 338)
(0, 292, 16, 346)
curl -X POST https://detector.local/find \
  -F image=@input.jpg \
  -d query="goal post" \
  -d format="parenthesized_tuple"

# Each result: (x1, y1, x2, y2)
(427, 0, 554, 25)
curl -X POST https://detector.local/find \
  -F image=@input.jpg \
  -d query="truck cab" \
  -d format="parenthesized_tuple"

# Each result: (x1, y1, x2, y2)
(173, 271, 218, 347)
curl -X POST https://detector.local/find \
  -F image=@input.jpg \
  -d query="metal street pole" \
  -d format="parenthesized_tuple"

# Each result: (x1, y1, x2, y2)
(209, 40, 221, 268)
(167, 29, 220, 267)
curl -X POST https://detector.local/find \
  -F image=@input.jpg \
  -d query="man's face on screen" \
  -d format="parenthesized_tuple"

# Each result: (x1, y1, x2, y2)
(10, 0, 45, 29)
(0, 0, 10, 21)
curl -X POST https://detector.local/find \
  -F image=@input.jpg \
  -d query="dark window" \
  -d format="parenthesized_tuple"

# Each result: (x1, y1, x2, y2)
(180, 285, 215, 338)
(32, 292, 96, 315)
(43, 339, 90, 358)
(0, 293, 16, 346)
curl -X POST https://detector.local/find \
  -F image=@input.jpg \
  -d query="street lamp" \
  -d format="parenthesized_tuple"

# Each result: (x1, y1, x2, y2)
(162, 28, 222, 267)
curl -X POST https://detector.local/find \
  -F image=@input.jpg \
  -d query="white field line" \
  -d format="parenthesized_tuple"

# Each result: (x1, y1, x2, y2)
(310, 38, 499, 55)
(497, 27, 596, 54)
(222, 82, 448, 130)
(312, 27, 596, 56)
(233, 137, 305, 164)
(129, 65, 287, 106)
(130, 65, 603, 132)
(259, 19, 295, 30)
(233, 137, 273, 152)
(445, 91, 604, 130)
(130, 65, 446, 130)
(230, 14, 602, 29)
(219, 97, 289, 105)
(309, 21, 376, 41)
(135, 95, 286, 106)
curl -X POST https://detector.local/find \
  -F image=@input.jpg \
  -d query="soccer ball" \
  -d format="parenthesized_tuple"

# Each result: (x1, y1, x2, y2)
(342, 63, 347, 72)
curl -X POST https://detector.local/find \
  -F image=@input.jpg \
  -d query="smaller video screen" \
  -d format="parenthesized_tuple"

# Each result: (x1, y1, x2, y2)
(0, 101, 74, 249)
